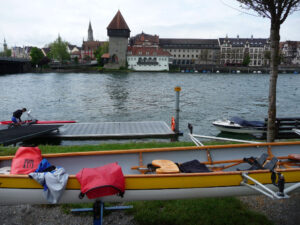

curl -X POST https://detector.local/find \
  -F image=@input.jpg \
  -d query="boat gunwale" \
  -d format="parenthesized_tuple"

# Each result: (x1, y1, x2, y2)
(1, 141, 300, 160)
(1, 167, 299, 179)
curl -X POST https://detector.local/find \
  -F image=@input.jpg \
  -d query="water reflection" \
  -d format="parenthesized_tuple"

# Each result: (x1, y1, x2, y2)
(106, 74, 129, 112)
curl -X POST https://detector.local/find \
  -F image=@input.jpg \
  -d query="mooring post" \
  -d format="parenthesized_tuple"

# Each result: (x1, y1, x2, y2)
(174, 86, 181, 133)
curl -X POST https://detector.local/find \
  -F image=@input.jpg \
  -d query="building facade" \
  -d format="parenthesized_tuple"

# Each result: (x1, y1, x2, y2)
(281, 41, 300, 65)
(11, 46, 32, 59)
(218, 36, 270, 67)
(105, 10, 130, 69)
(159, 38, 220, 66)
(127, 33, 172, 71)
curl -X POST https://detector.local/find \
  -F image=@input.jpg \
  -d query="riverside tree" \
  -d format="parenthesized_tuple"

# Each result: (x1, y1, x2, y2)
(94, 42, 109, 66)
(48, 35, 70, 63)
(30, 47, 44, 66)
(236, 0, 300, 142)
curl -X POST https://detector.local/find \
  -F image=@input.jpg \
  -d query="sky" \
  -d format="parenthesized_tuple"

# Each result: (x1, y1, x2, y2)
(0, 0, 300, 50)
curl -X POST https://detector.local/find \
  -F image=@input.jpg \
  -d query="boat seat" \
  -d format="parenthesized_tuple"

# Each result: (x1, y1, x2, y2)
(243, 153, 269, 170)
(151, 160, 180, 174)
(288, 154, 300, 161)
(263, 157, 278, 171)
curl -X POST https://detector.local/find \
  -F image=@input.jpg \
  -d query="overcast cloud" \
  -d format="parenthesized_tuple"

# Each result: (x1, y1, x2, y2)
(0, 0, 300, 50)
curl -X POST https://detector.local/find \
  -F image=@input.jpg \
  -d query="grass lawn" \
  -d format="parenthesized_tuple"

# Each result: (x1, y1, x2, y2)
(0, 141, 274, 224)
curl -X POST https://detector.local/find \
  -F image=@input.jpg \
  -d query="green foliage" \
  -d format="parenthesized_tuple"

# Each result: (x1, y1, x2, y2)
(0, 49, 11, 57)
(129, 198, 273, 225)
(264, 50, 271, 60)
(242, 54, 251, 66)
(94, 42, 109, 66)
(30, 47, 44, 66)
(74, 56, 79, 64)
(48, 35, 70, 63)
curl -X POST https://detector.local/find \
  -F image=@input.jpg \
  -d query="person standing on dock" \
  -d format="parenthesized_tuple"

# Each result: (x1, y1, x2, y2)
(11, 108, 27, 124)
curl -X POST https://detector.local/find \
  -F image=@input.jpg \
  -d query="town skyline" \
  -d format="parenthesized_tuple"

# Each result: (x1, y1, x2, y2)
(1, 0, 300, 50)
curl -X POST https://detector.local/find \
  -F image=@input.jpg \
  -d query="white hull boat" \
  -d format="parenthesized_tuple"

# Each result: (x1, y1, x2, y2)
(213, 117, 266, 134)
(1, 141, 300, 205)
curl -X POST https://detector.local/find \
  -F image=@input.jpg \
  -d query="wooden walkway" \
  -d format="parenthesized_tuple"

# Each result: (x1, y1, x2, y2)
(46, 121, 176, 139)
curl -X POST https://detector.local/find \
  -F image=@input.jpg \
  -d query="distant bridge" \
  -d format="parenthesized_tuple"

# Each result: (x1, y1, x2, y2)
(0, 57, 32, 75)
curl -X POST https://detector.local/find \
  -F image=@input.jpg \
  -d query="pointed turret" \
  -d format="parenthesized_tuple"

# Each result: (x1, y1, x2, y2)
(88, 21, 94, 41)
(107, 10, 130, 38)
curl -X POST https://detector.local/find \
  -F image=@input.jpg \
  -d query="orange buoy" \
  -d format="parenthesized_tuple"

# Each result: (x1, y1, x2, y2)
(171, 117, 175, 131)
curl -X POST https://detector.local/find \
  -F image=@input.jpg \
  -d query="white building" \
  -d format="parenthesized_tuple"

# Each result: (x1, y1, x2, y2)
(127, 33, 172, 71)
(127, 46, 171, 71)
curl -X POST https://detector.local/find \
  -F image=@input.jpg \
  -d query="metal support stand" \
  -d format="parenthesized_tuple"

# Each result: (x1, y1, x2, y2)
(241, 173, 290, 199)
(71, 200, 133, 225)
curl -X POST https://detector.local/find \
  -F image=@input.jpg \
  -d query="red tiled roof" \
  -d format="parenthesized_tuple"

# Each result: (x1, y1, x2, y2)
(82, 41, 107, 50)
(127, 46, 172, 57)
(107, 10, 130, 30)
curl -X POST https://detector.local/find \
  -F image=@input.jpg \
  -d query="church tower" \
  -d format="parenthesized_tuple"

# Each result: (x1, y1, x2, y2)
(88, 21, 94, 41)
(3, 38, 7, 52)
(105, 10, 130, 69)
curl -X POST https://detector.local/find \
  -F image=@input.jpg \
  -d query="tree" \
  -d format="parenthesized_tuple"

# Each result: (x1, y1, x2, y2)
(0, 49, 11, 57)
(242, 53, 251, 66)
(30, 47, 44, 66)
(48, 35, 70, 63)
(237, 0, 300, 142)
(94, 42, 109, 66)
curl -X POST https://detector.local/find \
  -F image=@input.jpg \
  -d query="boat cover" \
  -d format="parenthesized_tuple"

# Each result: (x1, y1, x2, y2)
(230, 117, 265, 127)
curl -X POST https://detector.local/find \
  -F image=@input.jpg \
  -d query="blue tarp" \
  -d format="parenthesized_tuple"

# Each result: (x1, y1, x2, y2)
(230, 117, 265, 127)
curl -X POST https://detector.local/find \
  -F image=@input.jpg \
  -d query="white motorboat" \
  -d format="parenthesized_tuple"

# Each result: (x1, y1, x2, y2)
(293, 129, 300, 136)
(212, 117, 266, 134)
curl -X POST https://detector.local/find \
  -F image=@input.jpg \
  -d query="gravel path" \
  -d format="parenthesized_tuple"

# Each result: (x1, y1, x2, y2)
(0, 193, 299, 225)
(239, 192, 300, 225)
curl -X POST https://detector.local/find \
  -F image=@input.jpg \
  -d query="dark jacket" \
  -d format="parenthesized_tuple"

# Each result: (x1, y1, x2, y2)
(13, 110, 23, 119)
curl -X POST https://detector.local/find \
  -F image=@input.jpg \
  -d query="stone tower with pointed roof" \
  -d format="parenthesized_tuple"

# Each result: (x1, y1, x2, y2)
(105, 10, 130, 69)
(88, 21, 94, 41)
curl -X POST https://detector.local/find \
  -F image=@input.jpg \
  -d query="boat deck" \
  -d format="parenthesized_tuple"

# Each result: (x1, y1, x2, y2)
(45, 121, 176, 139)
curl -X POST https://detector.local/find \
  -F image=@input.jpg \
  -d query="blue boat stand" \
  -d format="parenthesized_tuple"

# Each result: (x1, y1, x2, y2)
(71, 200, 133, 225)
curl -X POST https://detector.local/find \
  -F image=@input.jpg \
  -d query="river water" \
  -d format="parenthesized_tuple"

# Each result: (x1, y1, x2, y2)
(0, 72, 299, 144)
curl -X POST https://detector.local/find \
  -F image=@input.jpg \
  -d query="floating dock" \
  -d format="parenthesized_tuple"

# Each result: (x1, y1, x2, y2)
(46, 121, 176, 139)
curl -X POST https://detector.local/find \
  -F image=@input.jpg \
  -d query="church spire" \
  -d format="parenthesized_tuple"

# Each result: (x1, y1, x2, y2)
(88, 21, 94, 41)
(3, 38, 7, 51)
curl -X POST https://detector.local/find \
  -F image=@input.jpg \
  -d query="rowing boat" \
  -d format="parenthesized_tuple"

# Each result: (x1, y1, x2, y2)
(0, 120, 76, 125)
(1, 142, 300, 205)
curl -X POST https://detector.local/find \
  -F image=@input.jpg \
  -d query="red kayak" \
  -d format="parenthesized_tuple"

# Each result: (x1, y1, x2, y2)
(0, 120, 76, 125)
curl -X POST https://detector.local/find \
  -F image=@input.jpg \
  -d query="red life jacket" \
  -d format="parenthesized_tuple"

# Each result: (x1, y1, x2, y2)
(76, 162, 125, 199)
(10, 147, 42, 174)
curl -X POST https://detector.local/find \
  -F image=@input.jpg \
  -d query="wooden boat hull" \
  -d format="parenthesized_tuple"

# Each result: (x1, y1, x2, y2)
(1, 142, 300, 205)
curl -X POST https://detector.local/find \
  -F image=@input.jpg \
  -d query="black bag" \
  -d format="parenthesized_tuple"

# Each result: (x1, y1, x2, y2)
(179, 160, 210, 173)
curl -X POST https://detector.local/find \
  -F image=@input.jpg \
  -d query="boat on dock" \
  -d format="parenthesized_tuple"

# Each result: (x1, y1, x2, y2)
(212, 117, 266, 134)
(0, 141, 300, 205)
(0, 120, 76, 125)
